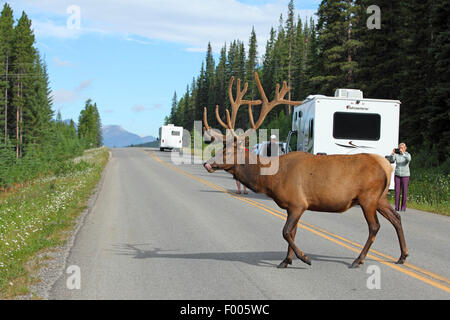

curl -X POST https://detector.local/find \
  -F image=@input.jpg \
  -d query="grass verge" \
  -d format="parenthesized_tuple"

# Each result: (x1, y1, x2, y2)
(387, 168, 449, 216)
(0, 147, 109, 298)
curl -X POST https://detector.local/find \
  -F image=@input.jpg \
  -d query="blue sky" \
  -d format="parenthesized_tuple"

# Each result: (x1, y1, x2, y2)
(4, 0, 320, 137)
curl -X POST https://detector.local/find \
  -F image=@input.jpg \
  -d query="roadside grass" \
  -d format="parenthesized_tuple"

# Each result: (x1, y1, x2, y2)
(0, 146, 109, 298)
(387, 168, 449, 216)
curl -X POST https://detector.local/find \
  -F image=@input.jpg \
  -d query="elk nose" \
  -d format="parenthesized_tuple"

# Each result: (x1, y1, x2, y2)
(203, 162, 212, 171)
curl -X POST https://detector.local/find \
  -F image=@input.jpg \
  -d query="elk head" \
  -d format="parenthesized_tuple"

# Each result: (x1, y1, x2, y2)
(203, 72, 302, 174)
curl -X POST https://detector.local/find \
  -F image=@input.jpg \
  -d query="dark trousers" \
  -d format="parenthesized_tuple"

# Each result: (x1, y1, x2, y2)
(394, 175, 410, 211)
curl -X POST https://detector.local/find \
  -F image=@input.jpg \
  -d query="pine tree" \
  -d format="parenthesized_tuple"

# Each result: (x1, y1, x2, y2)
(78, 99, 102, 148)
(190, 76, 198, 122)
(292, 16, 306, 100)
(174, 96, 184, 127)
(354, 0, 402, 99)
(313, 0, 361, 95)
(195, 62, 207, 123)
(428, 0, 450, 163)
(169, 91, 177, 124)
(273, 14, 290, 115)
(93, 102, 102, 147)
(24, 52, 53, 145)
(234, 40, 248, 130)
(261, 27, 278, 125)
(204, 42, 216, 128)
(341, 0, 362, 86)
(304, 18, 320, 95)
(285, 0, 296, 112)
(0, 3, 14, 144)
(396, 0, 432, 150)
(182, 84, 194, 130)
(214, 44, 227, 114)
(262, 27, 276, 101)
(245, 28, 259, 131)
(11, 11, 35, 157)
(245, 27, 258, 100)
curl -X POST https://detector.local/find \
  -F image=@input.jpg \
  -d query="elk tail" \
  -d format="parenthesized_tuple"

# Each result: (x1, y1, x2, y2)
(368, 154, 393, 197)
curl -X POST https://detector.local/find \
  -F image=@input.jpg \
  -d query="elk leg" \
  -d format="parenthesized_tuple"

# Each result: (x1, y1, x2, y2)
(377, 198, 408, 264)
(277, 224, 298, 268)
(351, 204, 380, 268)
(279, 208, 311, 267)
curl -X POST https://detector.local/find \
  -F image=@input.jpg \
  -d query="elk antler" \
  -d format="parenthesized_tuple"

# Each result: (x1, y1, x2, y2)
(248, 72, 302, 130)
(227, 76, 262, 132)
(203, 72, 302, 142)
(203, 76, 261, 140)
(203, 107, 226, 142)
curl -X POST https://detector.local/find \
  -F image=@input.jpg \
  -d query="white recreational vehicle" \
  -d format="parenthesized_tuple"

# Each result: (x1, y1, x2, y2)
(159, 124, 183, 151)
(286, 89, 400, 188)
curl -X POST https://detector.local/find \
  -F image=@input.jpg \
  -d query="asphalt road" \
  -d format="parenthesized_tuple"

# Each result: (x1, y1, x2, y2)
(50, 148, 450, 299)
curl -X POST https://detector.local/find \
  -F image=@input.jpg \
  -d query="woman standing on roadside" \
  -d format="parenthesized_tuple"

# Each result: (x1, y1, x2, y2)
(389, 143, 412, 212)
(235, 142, 248, 195)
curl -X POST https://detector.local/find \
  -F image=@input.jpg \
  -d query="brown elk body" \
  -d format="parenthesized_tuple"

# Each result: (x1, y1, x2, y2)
(203, 73, 408, 268)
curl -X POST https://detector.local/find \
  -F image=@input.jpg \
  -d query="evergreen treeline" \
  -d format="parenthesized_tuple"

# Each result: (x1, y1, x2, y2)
(0, 3, 103, 188)
(78, 99, 103, 149)
(165, 0, 449, 167)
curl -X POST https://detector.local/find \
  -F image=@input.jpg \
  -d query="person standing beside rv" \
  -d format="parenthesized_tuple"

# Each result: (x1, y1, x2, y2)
(235, 142, 248, 195)
(266, 134, 278, 157)
(389, 143, 411, 211)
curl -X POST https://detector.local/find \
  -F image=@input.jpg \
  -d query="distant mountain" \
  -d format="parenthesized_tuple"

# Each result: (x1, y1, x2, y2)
(102, 125, 156, 148)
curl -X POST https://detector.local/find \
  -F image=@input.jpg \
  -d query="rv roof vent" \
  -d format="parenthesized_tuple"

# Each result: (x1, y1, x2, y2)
(306, 94, 327, 100)
(334, 89, 363, 99)
(167, 124, 174, 126)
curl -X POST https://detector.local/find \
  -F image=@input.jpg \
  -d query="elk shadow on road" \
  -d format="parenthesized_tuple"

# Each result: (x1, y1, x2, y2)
(109, 243, 355, 269)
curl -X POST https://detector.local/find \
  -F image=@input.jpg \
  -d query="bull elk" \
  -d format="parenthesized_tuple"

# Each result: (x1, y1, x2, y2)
(203, 72, 408, 268)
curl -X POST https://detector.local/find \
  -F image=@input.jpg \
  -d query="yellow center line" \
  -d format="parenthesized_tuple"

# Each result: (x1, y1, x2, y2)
(146, 150, 450, 294)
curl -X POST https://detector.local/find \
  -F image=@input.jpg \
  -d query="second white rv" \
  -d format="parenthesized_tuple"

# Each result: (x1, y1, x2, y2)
(159, 124, 183, 151)
(286, 89, 400, 188)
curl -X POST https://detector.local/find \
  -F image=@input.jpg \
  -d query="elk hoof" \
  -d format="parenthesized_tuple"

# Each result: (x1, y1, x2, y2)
(277, 259, 292, 268)
(350, 259, 363, 268)
(396, 256, 407, 264)
(301, 256, 312, 266)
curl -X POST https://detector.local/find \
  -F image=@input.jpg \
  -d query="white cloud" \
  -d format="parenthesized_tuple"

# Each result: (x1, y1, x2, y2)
(31, 19, 82, 39)
(51, 89, 77, 104)
(18, 0, 316, 53)
(75, 79, 92, 91)
(51, 79, 92, 104)
(131, 103, 163, 112)
(151, 104, 163, 110)
(131, 104, 147, 113)
(53, 56, 74, 67)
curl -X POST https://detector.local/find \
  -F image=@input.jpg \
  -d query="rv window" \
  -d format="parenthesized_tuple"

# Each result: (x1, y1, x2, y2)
(333, 112, 380, 141)
(171, 131, 181, 136)
(310, 119, 314, 138)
